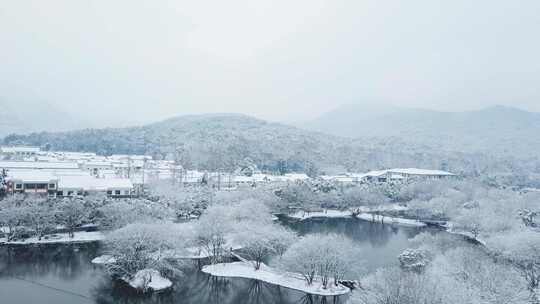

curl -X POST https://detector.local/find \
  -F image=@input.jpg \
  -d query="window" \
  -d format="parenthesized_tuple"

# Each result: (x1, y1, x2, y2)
(107, 190, 112, 195)
(25, 183, 36, 190)
(57, 191, 63, 196)
(15, 184, 22, 189)
(68, 191, 73, 196)
(115, 190, 121, 195)
(49, 183, 56, 189)
(37, 184, 47, 189)
(77, 191, 83, 196)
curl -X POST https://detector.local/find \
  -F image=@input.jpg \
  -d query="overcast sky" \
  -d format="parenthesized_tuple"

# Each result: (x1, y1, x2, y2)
(1, 0, 539, 126)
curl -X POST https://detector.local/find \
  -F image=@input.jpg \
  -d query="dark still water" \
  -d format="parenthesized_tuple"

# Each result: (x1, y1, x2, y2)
(0, 218, 432, 304)
(282, 217, 433, 272)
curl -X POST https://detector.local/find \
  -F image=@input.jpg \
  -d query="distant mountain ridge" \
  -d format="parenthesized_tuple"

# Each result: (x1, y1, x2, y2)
(302, 105, 540, 158)
(2, 111, 538, 177)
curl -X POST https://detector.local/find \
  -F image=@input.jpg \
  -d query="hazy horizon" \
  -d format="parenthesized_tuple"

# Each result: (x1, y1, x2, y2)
(2, 0, 540, 127)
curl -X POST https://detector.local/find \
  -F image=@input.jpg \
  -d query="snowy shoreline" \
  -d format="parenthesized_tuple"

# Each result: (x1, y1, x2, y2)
(203, 261, 350, 296)
(283, 209, 426, 227)
(0, 231, 104, 245)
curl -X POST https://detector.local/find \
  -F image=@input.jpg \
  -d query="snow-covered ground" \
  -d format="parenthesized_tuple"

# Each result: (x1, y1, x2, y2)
(0, 231, 104, 245)
(91, 254, 117, 265)
(127, 269, 172, 292)
(203, 262, 350, 296)
(286, 207, 426, 227)
(172, 244, 243, 259)
(445, 223, 487, 246)
(288, 209, 352, 219)
(354, 213, 426, 227)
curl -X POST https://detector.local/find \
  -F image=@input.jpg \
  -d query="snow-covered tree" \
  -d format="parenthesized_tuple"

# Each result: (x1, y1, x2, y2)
(96, 198, 173, 230)
(0, 194, 27, 241)
(352, 267, 444, 304)
(399, 248, 430, 273)
(235, 221, 297, 270)
(228, 199, 273, 225)
(490, 231, 540, 303)
(279, 234, 361, 288)
(55, 197, 89, 238)
(22, 196, 55, 240)
(103, 223, 183, 281)
(519, 209, 539, 228)
(405, 232, 529, 304)
(452, 209, 482, 239)
(193, 205, 233, 264)
(0, 169, 7, 197)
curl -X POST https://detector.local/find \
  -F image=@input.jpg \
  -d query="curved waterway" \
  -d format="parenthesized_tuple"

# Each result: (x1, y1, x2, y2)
(0, 218, 436, 304)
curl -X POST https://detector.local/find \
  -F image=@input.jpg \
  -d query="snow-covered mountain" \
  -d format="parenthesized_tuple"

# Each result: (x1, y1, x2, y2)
(302, 105, 540, 158)
(3, 112, 538, 177)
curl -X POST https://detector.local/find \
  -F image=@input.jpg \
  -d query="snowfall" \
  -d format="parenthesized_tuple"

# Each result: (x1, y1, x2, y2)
(203, 261, 350, 296)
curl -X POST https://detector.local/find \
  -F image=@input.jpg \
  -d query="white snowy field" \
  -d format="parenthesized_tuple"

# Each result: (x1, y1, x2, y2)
(286, 206, 426, 227)
(203, 261, 350, 296)
(0, 231, 104, 245)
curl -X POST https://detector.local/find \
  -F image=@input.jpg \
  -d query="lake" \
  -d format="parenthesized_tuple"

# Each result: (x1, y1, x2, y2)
(0, 218, 432, 304)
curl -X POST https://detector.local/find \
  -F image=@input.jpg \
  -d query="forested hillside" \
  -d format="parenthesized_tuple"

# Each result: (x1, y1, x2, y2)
(304, 105, 540, 159)
(3, 113, 538, 180)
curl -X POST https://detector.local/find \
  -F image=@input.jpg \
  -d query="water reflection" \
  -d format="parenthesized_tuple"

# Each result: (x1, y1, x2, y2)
(0, 243, 346, 304)
(281, 217, 433, 272)
(0, 218, 429, 304)
(90, 268, 344, 304)
(0, 243, 99, 280)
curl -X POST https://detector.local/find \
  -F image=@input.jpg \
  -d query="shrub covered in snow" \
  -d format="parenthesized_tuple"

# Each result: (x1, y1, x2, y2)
(278, 233, 362, 289)
(235, 221, 297, 270)
(102, 223, 186, 284)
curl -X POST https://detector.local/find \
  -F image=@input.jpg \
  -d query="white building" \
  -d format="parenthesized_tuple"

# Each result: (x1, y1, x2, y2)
(81, 161, 113, 176)
(1, 146, 41, 159)
(362, 168, 456, 183)
(57, 175, 133, 197)
(0, 161, 80, 171)
(5, 170, 58, 196)
(5, 169, 134, 198)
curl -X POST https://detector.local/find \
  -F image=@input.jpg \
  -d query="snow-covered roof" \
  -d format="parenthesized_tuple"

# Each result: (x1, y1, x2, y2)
(1, 146, 40, 153)
(59, 151, 97, 157)
(320, 175, 356, 182)
(285, 173, 309, 179)
(349, 168, 455, 180)
(35, 156, 59, 162)
(387, 168, 455, 176)
(0, 161, 80, 170)
(57, 175, 133, 190)
(363, 170, 388, 177)
(83, 161, 113, 167)
(252, 173, 272, 182)
(6, 170, 58, 183)
(334, 176, 355, 182)
(109, 154, 150, 161)
(234, 175, 254, 183)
